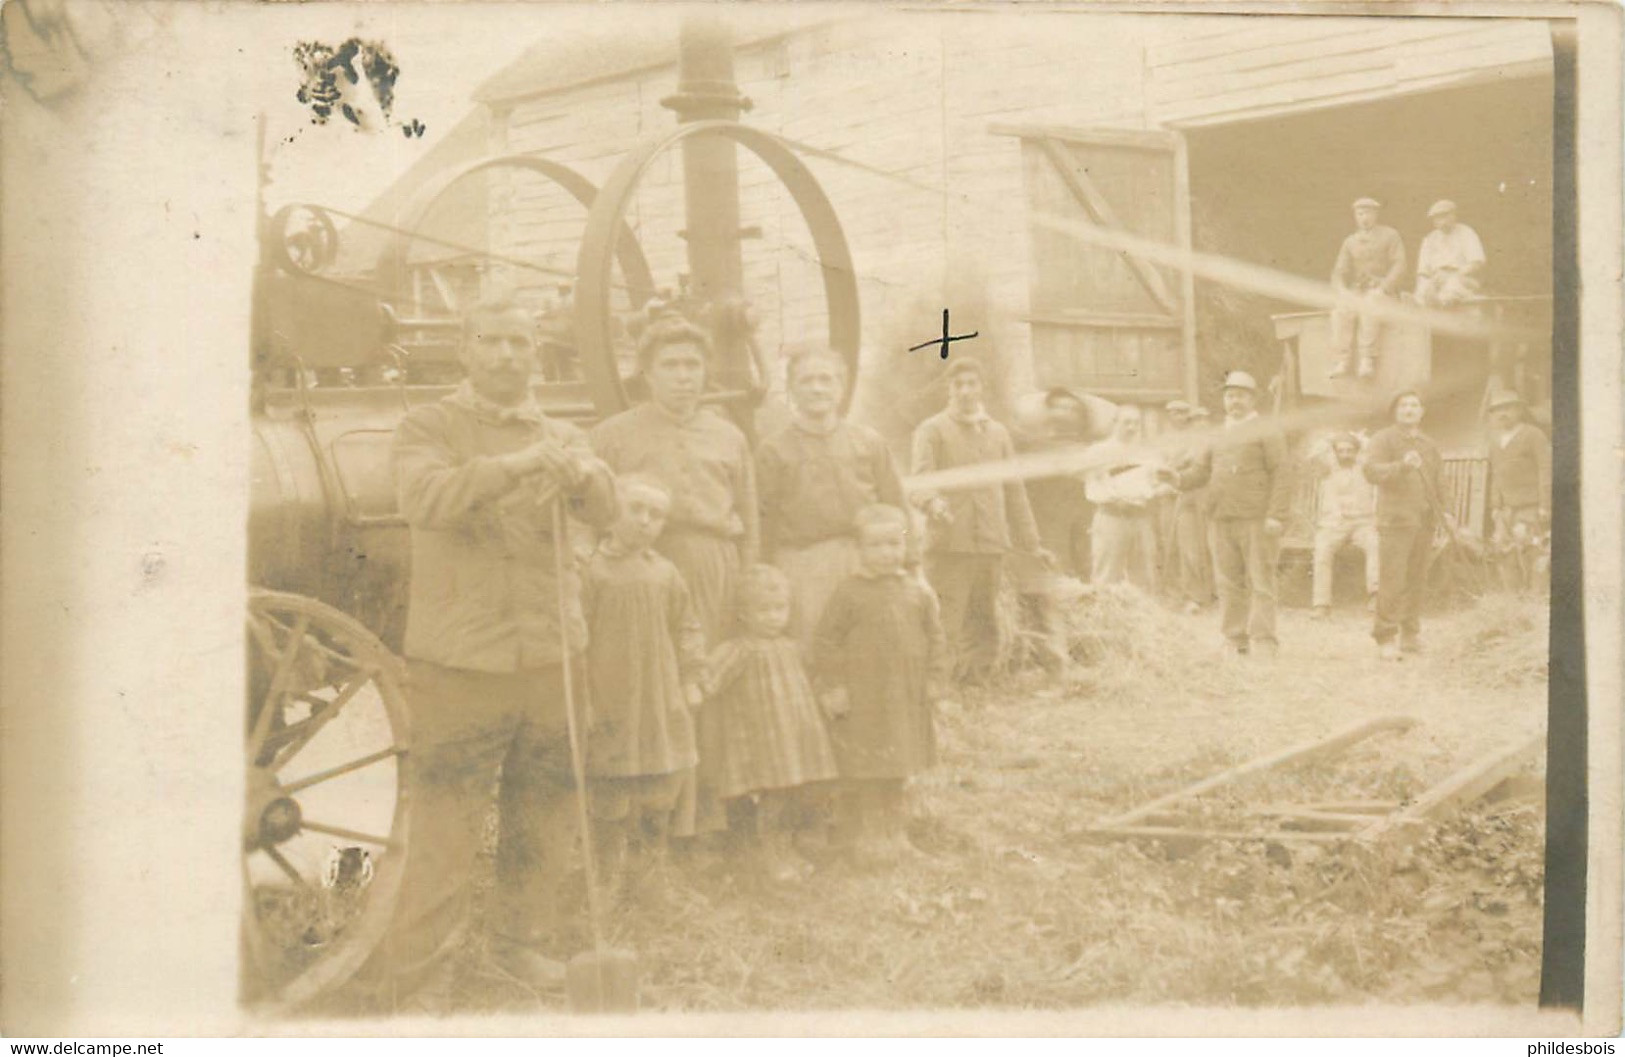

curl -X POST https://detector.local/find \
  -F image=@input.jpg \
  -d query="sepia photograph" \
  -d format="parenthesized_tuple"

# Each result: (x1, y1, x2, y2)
(1, 0, 1620, 1039)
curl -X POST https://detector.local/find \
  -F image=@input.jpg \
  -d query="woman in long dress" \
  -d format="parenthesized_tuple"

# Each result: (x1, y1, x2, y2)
(590, 318, 758, 646)
(590, 318, 759, 832)
(756, 349, 905, 653)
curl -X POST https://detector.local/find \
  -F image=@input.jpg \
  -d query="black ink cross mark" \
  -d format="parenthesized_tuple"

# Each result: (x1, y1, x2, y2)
(908, 309, 978, 360)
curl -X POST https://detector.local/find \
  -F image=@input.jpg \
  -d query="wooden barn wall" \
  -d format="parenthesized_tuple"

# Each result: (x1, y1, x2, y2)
(485, 14, 1549, 401)
(1143, 16, 1553, 127)
(493, 15, 1152, 399)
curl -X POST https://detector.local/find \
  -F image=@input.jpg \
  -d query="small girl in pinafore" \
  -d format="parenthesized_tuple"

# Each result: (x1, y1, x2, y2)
(581, 474, 707, 887)
(699, 564, 839, 880)
(812, 503, 948, 862)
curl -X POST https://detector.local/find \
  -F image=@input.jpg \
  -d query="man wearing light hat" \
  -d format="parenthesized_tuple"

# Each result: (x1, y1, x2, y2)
(1330, 197, 1407, 380)
(1168, 371, 1290, 657)
(1414, 200, 1486, 307)
(1485, 390, 1550, 592)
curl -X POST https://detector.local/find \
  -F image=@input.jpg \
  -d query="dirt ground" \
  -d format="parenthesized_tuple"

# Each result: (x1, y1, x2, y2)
(444, 590, 1548, 1014)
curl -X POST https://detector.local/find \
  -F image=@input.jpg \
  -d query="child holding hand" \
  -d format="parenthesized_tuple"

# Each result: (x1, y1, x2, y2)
(699, 564, 839, 881)
(812, 504, 948, 862)
(582, 474, 706, 887)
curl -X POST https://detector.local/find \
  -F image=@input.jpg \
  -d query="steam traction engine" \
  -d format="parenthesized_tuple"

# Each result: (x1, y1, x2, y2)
(244, 20, 860, 1010)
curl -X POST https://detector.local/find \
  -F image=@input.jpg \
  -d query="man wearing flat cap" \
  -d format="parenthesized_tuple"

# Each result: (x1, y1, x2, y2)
(1485, 390, 1550, 592)
(1330, 197, 1407, 380)
(1414, 200, 1487, 307)
(1168, 371, 1290, 658)
(1363, 389, 1445, 661)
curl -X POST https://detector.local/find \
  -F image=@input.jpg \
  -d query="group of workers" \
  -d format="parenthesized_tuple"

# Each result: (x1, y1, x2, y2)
(1329, 196, 1487, 380)
(331, 187, 1546, 1011)
(1000, 370, 1550, 674)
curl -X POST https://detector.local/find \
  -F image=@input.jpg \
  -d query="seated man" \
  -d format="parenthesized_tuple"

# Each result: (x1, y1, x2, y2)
(1308, 431, 1379, 618)
(1414, 200, 1486, 307)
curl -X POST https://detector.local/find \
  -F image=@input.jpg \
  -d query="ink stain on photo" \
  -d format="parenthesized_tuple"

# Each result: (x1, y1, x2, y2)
(293, 38, 424, 137)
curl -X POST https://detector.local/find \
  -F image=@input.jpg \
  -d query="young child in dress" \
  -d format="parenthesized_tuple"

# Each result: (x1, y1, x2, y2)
(581, 473, 707, 890)
(699, 564, 839, 881)
(812, 504, 948, 862)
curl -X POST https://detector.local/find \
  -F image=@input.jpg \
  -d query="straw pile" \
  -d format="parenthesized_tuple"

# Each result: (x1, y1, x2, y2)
(997, 577, 1250, 703)
(1433, 594, 1549, 690)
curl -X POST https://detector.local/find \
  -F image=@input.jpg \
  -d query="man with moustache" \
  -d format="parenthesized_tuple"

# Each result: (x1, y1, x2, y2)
(1363, 390, 1446, 660)
(1169, 372, 1290, 658)
(349, 295, 618, 1009)
(910, 358, 1047, 684)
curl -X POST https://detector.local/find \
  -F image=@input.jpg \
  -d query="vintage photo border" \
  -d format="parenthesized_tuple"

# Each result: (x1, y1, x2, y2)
(0, 0, 1618, 1037)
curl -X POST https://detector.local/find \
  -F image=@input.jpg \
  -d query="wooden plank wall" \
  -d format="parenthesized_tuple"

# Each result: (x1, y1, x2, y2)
(485, 14, 1546, 402)
(494, 14, 1151, 400)
(1145, 16, 1553, 127)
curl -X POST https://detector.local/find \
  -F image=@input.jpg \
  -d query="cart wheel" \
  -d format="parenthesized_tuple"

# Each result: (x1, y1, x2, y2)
(242, 588, 410, 1012)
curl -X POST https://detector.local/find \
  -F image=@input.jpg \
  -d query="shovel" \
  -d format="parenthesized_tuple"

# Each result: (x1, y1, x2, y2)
(553, 498, 641, 1013)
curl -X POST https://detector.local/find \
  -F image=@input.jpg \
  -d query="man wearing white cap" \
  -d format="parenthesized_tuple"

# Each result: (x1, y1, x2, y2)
(1168, 371, 1290, 657)
(1330, 197, 1407, 380)
(1414, 200, 1486, 307)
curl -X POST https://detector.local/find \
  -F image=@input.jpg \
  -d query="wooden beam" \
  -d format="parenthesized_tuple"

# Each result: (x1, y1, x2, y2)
(988, 122, 1180, 152)
(1036, 138, 1180, 317)
(1078, 826, 1352, 853)
(1092, 715, 1418, 831)
(1372, 732, 1547, 845)
(1304, 800, 1402, 815)
(1035, 387, 1186, 403)
(1025, 311, 1182, 330)
(1255, 809, 1384, 833)
(1173, 133, 1199, 405)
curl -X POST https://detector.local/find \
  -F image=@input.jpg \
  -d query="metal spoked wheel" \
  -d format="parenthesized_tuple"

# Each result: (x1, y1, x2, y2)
(574, 119, 863, 417)
(242, 588, 411, 1012)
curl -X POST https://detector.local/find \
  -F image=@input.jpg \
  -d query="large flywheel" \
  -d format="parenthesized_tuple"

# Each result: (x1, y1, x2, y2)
(574, 120, 862, 417)
(376, 153, 659, 315)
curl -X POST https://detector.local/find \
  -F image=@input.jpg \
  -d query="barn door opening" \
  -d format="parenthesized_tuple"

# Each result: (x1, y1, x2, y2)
(993, 124, 1197, 405)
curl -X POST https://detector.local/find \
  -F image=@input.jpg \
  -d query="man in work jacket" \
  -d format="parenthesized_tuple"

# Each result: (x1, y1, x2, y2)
(911, 357, 1047, 683)
(1170, 371, 1290, 658)
(1363, 389, 1446, 661)
(1330, 197, 1407, 381)
(348, 295, 618, 1010)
